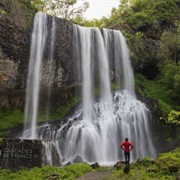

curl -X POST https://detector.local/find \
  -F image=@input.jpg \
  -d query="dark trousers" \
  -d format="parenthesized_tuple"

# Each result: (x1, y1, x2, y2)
(124, 152, 130, 165)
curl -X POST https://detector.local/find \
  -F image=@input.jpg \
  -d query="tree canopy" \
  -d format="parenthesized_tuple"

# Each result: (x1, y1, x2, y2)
(30, 0, 89, 20)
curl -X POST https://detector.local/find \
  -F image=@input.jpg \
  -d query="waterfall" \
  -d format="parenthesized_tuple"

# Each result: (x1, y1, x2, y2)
(51, 26, 155, 164)
(23, 12, 47, 139)
(21, 14, 156, 165)
(45, 16, 56, 121)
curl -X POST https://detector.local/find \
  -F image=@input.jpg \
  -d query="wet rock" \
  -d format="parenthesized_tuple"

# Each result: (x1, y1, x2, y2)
(123, 165, 130, 174)
(65, 161, 72, 166)
(91, 162, 100, 169)
(113, 161, 124, 170)
(48, 173, 59, 180)
(73, 154, 84, 164)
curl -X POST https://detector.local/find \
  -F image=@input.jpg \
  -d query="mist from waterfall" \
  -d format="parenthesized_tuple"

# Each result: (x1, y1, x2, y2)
(21, 14, 156, 165)
(23, 12, 47, 139)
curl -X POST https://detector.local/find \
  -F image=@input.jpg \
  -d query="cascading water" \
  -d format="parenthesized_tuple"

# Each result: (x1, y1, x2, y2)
(45, 16, 56, 121)
(21, 13, 156, 165)
(23, 12, 47, 139)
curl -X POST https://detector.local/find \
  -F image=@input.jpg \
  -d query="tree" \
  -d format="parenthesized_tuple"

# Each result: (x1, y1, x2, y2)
(158, 24, 180, 105)
(31, 0, 44, 11)
(42, 0, 89, 20)
(160, 27, 180, 65)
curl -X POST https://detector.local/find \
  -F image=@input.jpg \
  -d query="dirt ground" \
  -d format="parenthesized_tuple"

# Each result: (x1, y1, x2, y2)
(74, 171, 112, 180)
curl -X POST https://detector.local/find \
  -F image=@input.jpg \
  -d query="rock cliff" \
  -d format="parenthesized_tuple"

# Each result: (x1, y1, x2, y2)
(0, 0, 79, 110)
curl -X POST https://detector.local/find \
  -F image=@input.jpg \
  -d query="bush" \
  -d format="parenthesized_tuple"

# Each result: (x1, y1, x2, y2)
(156, 148, 180, 174)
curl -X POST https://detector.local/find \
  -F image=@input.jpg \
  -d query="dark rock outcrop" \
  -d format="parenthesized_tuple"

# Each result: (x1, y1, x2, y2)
(0, 0, 34, 89)
(113, 161, 124, 170)
(0, 0, 34, 110)
(73, 154, 84, 164)
(91, 162, 100, 169)
(0, 0, 80, 111)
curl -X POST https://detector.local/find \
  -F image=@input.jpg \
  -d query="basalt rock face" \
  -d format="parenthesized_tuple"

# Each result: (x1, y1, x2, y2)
(0, 0, 78, 110)
(0, 0, 33, 110)
(0, 0, 33, 89)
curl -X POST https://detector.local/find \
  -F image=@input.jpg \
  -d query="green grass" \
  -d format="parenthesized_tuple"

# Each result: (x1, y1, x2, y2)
(106, 148, 180, 179)
(94, 147, 180, 180)
(109, 169, 176, 180)
(0, 163, 92, 180)
(0, 109, 24, 136)
(0, 148, 179, 179)
(0, 109, 24, 130)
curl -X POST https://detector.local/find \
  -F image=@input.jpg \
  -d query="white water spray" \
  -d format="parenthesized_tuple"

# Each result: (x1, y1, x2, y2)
(23, 12, 47, 139)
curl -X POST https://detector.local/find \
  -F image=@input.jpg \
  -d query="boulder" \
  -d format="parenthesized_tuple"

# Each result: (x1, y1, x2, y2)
(113, 161, 124, 170)
(73, 154, 84, 164)
(91, 162, 100, 169)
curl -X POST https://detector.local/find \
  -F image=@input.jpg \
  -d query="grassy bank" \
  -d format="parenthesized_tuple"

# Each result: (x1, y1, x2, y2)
(96, 147, 180, 179)
(0, 163, 92, 180)
(0, 148, 179, 179)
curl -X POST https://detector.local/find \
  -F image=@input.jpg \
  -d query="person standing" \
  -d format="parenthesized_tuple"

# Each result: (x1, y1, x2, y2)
(120, 138, 134, 165)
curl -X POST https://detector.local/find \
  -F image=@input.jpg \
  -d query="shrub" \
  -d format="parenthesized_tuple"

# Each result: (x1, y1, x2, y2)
(156, 148, 180, 174)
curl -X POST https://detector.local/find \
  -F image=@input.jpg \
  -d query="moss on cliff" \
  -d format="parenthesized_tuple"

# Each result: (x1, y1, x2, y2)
(1, 0, 36, 29)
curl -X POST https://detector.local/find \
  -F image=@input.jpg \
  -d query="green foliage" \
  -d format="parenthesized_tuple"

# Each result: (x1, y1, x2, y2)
(63, 163, 92, 178)
(156, 148, 180, 174)
(138, 157, 155, 167)
(0, 163, 92, 180)
(127, 11, 150, 29)
(160, 30, 180, 64)
(0, 109, 23, 136)
(110, 148, 180, 179)
(82, 17, 108, 28)
(167, 110, 180, 124)
(155, 21, 180, 110)
(90, 0, 179, 31)
(126, 0, 179, 29)
(152, 0, 178, 22)
(43, 0, 89, 21)
(31, 0, 44, 11)
(0, 109, 23, 130)
(135, 74, 170, 101)
(94, 166, 110, 172)
(158, 60, 180, 107)
(54, 97, 80, 119)
(19, 0, 38, 12)
(157, 100, 172, 120)
(128, 32, 151, 68)
(135, 74, 175, 121)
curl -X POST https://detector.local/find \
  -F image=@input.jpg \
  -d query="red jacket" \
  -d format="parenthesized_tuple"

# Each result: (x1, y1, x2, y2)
(120, 141, 134, 152)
